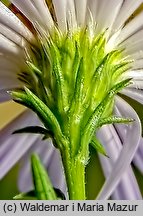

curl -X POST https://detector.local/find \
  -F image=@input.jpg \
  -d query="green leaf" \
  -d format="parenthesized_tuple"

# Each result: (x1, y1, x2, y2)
(31, 153, 57, 200)
(90, 136, 109, 157)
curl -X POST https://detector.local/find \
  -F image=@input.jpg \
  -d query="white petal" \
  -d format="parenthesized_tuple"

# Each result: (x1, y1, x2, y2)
(52, 0, 67, 32)
(86, 0, 98, 21)
(111, 170, 142, 199)
(0, 110, 41, 179)
(116, 12, 143, 46)
(113, 0, 143, 30)
(0, 56, 24, 92)
(133, 59, 143, 70)
(0, 56, 24, 71)
(120, 30, 143, 49)
(137, 138, 143, 157)
(0, 55, 26, 77)
(96, 0, 123, 33)
(66, 0, 77, 30)
(0, 35, 27, 90)
(0, 24, 23, 47)
(121, 88, 143, 104)
(0, 2, 34, 43)
(115, 105, 143, 174)
(130, 80, 143, 89)
(96, 96, 141, 199)
(98, 125, 142, 199)
(125, 70, 143, 80)
(133, 152, 143, 174)
(123, 41, 143, 57)
(74, 0, 87, 26)
(130, 51, 143, 62)
(9, 0, 41, 24)
(99, 157, 142, 199)
(0, 61, 22, 90)
(0, 74, 21, 91)
(30, 0, 54, 30)
(0, 33, 23, 55)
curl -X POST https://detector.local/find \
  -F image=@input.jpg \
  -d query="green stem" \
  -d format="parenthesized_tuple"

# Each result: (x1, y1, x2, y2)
(61, 148, 86, 200)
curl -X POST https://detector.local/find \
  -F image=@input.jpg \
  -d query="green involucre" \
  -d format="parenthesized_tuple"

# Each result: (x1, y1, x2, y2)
(13, 28, 133, 199)
(16, 28, 132, 157)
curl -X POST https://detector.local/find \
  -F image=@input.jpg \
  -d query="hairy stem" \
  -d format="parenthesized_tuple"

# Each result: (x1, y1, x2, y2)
(61, 147, 86, 200)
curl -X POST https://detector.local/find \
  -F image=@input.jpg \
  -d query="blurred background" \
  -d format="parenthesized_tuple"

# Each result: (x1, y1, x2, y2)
(0, 102, 25, 199)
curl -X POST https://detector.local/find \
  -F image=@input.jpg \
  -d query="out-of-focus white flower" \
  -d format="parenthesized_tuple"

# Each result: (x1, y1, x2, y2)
(0, 0, 143, 199)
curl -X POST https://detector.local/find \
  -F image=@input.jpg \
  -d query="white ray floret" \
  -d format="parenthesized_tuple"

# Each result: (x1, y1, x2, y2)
(98, 124, 142, 199)
(74, 0, 87, 26)
(0, 2, 34, 43)
(112, 0, 143, 30)
(97, 97, 141, 199)
(52, 0, 67, 32)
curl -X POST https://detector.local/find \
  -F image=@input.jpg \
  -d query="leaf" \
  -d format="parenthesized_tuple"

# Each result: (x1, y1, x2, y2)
(90, 136, 109, 157)
(31, 153, 57, 200)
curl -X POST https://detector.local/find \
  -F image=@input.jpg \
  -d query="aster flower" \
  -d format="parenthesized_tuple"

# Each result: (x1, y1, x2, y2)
(0, 0, 143, 200)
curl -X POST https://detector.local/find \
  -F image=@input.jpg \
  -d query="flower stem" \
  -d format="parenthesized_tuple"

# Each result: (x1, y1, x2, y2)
(61, 148, 86, 200)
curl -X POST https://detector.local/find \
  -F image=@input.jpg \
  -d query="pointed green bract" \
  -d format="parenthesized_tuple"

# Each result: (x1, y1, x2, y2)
(11, 88, 66, 150)
(90, 136, 108, 157)
(80, 78, 131, 155)
(97, 116, 134, 128)
(26, 61, 42, 76)
(31, 154, 57, 200)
